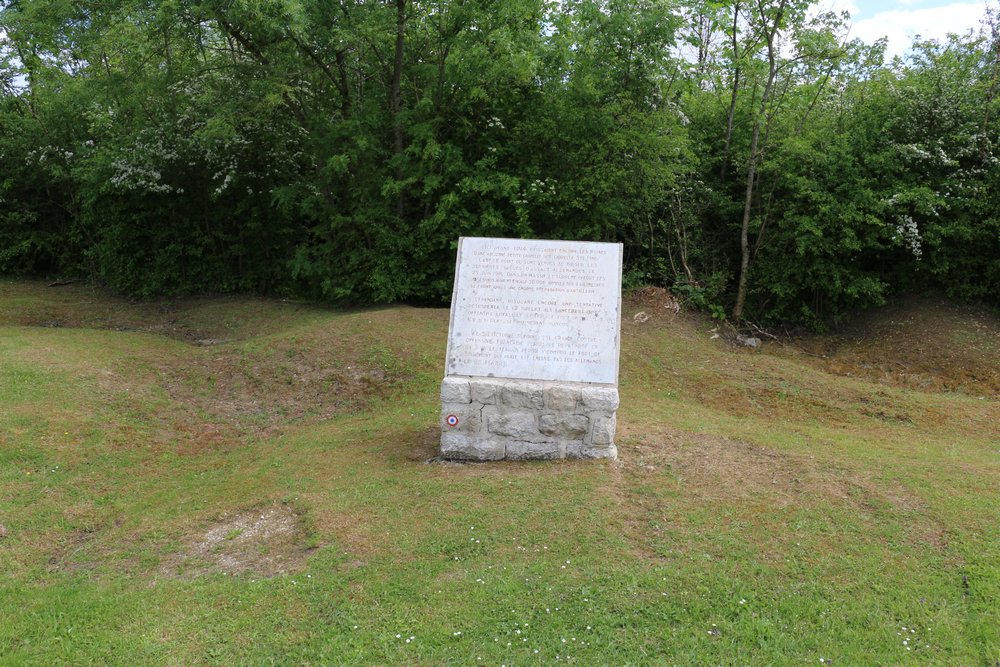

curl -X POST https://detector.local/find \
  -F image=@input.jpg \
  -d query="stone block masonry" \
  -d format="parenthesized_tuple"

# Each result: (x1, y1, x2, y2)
(440, 376, 618, 461)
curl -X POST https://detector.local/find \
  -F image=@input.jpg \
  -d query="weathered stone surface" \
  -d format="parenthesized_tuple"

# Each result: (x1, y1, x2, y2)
(438, 377, 618, 460)
(439, 377, 617, 460)
(441, 403, 483, 434)
(441, 432, 505, 461)
(538, 414, 589, 439)
(440, 237, 623, 460)
(500, 383, 544, 410)
(445, 238, 623, 384)
(507, 440, 562, 460)
(581, 385, 619, 411)
(590, 413, 617, 446)
(470, 379, 499, 404)
(543, 384, 579, 412)
(440, 377, 472, 404)
(566, 442, 617, 460)
(487, 412, 537, 438)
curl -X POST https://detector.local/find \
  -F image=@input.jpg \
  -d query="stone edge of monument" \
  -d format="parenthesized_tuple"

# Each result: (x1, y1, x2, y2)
(439, 376, 619, 461)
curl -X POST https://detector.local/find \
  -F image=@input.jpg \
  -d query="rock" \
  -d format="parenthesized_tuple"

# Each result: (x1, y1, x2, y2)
(590, 414, 617, 446)
(470, 379, 499, 404)
(500, 383, 544, 409)
(507, 440, 561, 460)
(440, 403, 483, 434)
(440, 433, 505, 461)
(581, 386, 619, 411)
(633, 311, 651, 323)
(566, 442, 617, 459)
(736, 335, 761, 349)
(487, 413, 537, 438)
(538, 414, 590, 439)
(440, 377, 472, 403)
(543, 385, 579, 411)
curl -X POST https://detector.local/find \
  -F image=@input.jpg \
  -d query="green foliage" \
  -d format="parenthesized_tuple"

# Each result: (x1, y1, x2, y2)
(1, 0, 997, 324)
(672, 274, 729, 321)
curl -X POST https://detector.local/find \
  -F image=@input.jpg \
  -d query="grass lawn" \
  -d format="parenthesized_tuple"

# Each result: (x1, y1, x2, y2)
(1, 280, 997, 665)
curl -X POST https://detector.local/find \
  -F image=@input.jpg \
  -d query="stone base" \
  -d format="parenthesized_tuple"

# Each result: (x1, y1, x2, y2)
(439, 376, 618, 461)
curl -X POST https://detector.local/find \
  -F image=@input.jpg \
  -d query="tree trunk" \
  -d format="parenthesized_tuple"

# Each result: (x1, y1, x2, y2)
(981, 17, 1000, 161)
(720, 0, 741, 182)
(391, 0, 407, 220)
(335, 50, 352, 117)
(733, 0, 786, 322)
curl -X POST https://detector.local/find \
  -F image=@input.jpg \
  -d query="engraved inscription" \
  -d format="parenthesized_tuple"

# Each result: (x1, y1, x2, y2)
(446, 238, 622, 383)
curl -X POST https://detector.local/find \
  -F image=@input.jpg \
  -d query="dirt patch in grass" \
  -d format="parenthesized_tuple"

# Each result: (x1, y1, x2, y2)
(156, 344, 410, 439)
(161, 503, 313, 578)
(621, 288, 694, 343)
(621, 294, 993, 433)
(44, 515, 138, 575)
(628, 286, 684, 314)
(306, 501, 390, 563)
(39, 502, 318, 580)
(403, 426, 448, 462)
(46, 527, 102, 573)
(0, 281, 322, 344)
(787, 297, 1000, 396)
(618, 424, 926, 511)
(3, 282, 422, 441)
(614, 425, 951, 557)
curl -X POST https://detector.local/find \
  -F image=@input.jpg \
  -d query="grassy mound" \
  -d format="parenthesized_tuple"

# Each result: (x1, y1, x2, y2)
(1, 280, 997, 664)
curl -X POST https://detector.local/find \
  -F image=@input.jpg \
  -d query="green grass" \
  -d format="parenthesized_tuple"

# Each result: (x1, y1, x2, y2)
(1, 280, 997, 665)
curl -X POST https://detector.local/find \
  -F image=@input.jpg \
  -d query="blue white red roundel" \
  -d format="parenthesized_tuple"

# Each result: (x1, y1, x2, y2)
(445, 414, 459, 427)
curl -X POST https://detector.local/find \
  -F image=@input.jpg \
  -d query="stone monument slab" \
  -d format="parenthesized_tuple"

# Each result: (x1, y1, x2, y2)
(445, 237, 622, 384)
(440, 237, 623, 461)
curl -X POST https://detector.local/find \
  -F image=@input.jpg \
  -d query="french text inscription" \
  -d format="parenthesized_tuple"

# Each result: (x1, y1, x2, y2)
(446, 237, 622, 383)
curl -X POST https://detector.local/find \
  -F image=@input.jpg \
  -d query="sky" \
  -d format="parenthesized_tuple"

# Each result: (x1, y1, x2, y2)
(816, 0, 994, 59)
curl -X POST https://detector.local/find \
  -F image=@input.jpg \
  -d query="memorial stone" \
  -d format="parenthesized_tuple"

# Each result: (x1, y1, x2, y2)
(440, 237, 623, 460)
